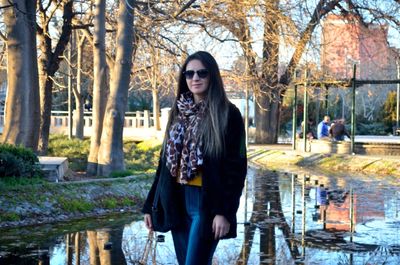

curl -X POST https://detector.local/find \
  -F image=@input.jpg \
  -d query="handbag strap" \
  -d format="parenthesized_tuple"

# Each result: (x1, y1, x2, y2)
(152, 179, 162, 210)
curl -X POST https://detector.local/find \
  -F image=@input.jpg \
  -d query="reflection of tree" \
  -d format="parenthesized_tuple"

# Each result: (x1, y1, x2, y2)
(66, 232, 87, 265)
(87, 228, 126, 265)
(237, 171, 299, 264)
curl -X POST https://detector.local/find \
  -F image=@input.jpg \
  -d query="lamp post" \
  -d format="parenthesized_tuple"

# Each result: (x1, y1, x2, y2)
(396, 59, 399, 130)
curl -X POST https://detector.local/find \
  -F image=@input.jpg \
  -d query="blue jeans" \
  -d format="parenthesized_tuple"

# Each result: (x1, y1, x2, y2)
(172, 185, 219, 265)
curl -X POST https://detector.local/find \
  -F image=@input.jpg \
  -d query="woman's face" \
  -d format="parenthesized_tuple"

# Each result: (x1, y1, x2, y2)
(184, 59, 210, 103)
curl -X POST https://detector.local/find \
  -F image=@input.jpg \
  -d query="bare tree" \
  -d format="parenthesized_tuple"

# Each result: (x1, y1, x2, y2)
(96, 0, 135, 176)
(1, 0, 40, 151)
(87, 0, 109, 176)
(73, 31, 87, 139)
(37, 0, 74, 154)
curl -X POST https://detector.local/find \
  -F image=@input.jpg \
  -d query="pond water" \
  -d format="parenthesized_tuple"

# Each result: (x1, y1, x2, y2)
(1, 167, 400, 264)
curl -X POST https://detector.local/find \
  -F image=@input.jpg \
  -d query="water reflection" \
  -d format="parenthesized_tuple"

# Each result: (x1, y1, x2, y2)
(1, 168, 400, 264)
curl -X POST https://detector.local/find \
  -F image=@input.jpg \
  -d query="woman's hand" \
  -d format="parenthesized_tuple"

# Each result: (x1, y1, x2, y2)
(212, 215, 230, 240)
(144, 214, 153, 231)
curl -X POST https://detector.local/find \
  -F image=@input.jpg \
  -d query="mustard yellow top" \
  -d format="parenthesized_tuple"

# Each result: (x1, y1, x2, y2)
(176, 170, 202, 187)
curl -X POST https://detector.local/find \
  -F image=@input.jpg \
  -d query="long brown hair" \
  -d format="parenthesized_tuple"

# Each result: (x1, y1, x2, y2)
(164, 51, 230, 158)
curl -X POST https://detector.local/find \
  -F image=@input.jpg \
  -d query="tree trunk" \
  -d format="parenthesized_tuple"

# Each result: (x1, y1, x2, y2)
(1, 0, 40, 151)
(97, 0, 135, 176)
(152, 89, 160, 130)
(38, 76, 54, 154)
(255, 0, 280, 144)
(74, 33, 85, 139)
(151, 47, 161, 130)
(37, 0, 74, 154)
(255, 92, 280, 143)
(87, 231, 100, 265)
(87, 0, 109, 176)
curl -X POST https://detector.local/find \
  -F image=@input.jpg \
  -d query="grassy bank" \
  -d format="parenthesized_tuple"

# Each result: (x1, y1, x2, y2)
(0, 135, 162, 228)
(248, 149, 400, 178)
(0, 175, 152, 227)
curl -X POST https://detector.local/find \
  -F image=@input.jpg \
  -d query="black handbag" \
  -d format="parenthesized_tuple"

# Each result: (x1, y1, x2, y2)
(151, 181, 171, 232)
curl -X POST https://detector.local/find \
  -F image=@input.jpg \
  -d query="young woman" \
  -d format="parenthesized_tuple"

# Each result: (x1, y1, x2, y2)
(142, 51, 247, 265)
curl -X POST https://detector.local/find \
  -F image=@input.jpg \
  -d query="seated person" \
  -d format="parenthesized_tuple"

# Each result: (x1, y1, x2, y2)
(329, 118, 350, 141)
(298, 119, 316, 140)
(317, 115, 331, 140)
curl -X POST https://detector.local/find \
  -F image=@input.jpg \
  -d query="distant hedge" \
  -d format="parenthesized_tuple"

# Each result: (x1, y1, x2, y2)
(0, 144, 42, 178)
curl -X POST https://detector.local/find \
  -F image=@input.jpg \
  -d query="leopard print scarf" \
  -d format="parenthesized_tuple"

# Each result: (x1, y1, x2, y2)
(165, 92, 206, 183)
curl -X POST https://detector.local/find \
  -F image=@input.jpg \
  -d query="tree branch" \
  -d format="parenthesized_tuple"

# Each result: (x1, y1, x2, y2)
(279, 0, 341, 86)
(174, 0, 197, 18)
(0, 31, 6, 42)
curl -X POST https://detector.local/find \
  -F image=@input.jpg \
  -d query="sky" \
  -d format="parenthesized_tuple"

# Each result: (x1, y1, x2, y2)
(181, 1, 400, 72)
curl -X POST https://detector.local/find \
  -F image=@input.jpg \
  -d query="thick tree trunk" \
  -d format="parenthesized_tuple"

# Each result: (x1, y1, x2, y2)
(255, 92, 280, 143)
(97, 0, 135, 176)
(1, 0, 40, 151)
(255, 0, 280, 144)
(87, 231, 100, 265)
(74, 33, 85, 139)
(87, 0, 109, 176)
(37, 0, 73, 154)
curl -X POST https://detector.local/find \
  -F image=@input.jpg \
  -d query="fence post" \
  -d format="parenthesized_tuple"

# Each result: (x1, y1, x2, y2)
(303, 70, 308, 152)
(135, 111, 141, 128)
(143, 110, 150, 128)
(351, 64, 357, 154)
(292, 84, 298, 150)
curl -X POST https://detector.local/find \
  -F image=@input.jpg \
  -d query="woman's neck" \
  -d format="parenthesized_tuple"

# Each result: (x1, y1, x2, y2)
(193, 94, 205, 104)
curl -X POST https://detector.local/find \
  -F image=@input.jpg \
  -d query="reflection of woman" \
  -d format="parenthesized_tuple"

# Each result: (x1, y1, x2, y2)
(142, 51, 247, 265)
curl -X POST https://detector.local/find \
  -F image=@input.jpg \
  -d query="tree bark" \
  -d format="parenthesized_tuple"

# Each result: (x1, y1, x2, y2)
(87, 231, 100, 265)
(152, 47, 161, 130)
(1, 0, 40, 151)
(97, 0, 135, 176)
(87, 0, 109, 176)
(255, 0, 280, 143)
(37, 0, 74, 154)
(74, 33, 86, 139)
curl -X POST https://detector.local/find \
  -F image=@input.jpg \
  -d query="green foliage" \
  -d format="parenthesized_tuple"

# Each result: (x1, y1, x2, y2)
(0, 176, 46, 190)
(0, 144, 42, 178)
(121, 197, 135, 207)
(101, 197, 118, 209)
(124, 139, 161, 174)
(47, 134, 90, 171)
(380, 91, 397, 132)
(48, 135, 161, 175)
(58, 196, 94, 213)
(356, 122, 388, 135)
(109, 170, 133, 178)
(0, 212, 20, 222)
(100, 196, 135, 209)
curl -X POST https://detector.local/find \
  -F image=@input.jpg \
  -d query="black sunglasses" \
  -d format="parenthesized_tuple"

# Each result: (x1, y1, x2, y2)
(183, 69, 209, 79)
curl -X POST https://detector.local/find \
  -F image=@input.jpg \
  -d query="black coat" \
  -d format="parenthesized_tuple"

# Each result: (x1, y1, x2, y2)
(142, 103, 247, 239)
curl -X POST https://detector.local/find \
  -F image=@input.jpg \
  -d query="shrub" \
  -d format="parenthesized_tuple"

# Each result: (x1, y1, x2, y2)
(47, 134, 90, 171)
(58, 197, 94, 212)
(356, 122, 388, 135)
(0, 144, 42, 178)
(125, 139, 161, 174)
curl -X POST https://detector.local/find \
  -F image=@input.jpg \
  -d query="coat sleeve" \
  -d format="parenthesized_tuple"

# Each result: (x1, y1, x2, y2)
(142, 152, 163, 214)
(214, 105, 247, 223)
